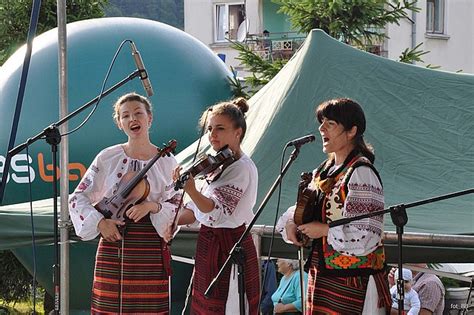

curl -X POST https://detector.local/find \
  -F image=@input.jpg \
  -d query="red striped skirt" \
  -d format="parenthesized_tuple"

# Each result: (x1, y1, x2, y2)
(91, 217, 170, 314)
(306, 251, 391, 314)
(191, 224, 260, 314)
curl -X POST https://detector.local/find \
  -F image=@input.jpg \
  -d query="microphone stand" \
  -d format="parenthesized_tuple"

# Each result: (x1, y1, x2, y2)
(204, 145, 304, 315)
(7, 69, 144, 314)
(327, 188, 474, 315)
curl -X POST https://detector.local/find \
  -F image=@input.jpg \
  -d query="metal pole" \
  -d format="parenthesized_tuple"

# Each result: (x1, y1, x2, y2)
(57, 0, 69, 313)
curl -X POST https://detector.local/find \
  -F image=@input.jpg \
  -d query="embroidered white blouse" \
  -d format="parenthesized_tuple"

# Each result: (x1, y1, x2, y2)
(69, 144, 179, 241)
(277, 165, 384, 256)
(186, 154, 258, 228)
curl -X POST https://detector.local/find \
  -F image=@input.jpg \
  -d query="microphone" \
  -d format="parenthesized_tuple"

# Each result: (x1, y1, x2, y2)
(286, 134, 316, 147)
(130, 41, 154, 97)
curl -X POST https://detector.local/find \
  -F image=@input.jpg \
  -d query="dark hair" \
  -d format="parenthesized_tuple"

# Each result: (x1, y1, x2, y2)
(113, 92, 152, 125)
(316, 98, 375, 163)
(200, 97, 249, 142)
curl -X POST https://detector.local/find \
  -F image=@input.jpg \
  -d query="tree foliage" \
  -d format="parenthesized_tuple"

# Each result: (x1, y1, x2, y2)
(0, 0, 108, 65)
(274, 0, 419, 46)
(231, 40, 287, 93)
(0, 251, 33, 304)
(399, 42, 429, 63)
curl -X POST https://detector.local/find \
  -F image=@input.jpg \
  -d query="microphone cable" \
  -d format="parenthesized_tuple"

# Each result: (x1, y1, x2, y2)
(60, 39, 132, 137)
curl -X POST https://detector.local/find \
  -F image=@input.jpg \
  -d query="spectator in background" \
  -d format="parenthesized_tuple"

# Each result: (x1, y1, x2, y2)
(390, 268, 420, 315)
(260, 259, 277, 315)
(271, 259, 308, 314)
(389, 264, 445, 315)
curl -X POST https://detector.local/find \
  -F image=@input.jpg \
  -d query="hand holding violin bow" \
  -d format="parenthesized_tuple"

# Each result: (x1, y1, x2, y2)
(173, 145, 234, 191)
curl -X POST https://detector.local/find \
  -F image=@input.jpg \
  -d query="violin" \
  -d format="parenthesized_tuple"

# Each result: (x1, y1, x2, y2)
(293, 172, 318, 247)
(94, 139, 177, 221)
(174, 145, 234, 190)
(167, 145, 234, 245)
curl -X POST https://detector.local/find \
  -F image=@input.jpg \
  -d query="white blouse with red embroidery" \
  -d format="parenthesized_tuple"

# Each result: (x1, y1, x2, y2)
(186, 154, 258, 228)
(68, 144, 179, 241)
(277, 165, 384, 256)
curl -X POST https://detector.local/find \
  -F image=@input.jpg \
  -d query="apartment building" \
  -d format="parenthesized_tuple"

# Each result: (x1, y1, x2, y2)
(184, 0, 473, 74)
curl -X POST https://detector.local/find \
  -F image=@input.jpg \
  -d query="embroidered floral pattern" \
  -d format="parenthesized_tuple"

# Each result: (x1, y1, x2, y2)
(326, 252, 365, 269)
(325, 246, 385, 270)
(324, 176, 345, 221)
(167, 193, 182, 207)
(77, 177, 92, 192)
(69, 195, 77, 209)
(213, 185, 243, 215)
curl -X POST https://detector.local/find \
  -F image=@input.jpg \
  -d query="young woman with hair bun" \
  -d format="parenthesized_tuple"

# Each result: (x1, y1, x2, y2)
(174, 97, 260, 314)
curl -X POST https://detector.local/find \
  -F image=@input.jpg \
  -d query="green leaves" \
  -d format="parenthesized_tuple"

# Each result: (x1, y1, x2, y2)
(0, 0, 108, 65)
(233, 0, 425, 97)
(230, 39, 288, 94)
(274, 0, 419, 46)
(399, 42, 430, 64)
(105, 0, 184, 30)
(0, 251, 32, 304)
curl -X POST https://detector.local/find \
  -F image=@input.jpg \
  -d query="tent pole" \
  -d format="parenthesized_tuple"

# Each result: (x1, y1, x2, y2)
(57, 0, 70, 313)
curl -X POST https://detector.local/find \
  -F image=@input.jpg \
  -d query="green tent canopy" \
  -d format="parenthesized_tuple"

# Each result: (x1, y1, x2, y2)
(178, 29, 474, 235)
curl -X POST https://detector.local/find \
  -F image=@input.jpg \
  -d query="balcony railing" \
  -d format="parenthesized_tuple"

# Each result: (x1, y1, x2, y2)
(244, 31, 389, 60)
(245, 31, 306, 61)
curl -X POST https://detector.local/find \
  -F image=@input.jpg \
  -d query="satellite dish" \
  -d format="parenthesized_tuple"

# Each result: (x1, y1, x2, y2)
(237, 19, 249, 42)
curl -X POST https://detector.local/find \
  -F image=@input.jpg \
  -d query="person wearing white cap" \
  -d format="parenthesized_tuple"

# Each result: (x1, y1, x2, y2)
(390, 268, 421, 315)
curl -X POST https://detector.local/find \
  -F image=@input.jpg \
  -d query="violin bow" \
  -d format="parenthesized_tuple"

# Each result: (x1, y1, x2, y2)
(168, 107, 212, 243)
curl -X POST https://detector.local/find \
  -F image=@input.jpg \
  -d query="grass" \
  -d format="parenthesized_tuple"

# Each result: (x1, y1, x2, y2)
(0, 300, 45, 315)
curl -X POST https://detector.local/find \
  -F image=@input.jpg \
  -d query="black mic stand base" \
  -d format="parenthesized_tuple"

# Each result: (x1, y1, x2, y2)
(204, 146, 303, 315)
(390, 204, 408, 315)
(232, 246, 246, 315)
(44, 126, 61, 315)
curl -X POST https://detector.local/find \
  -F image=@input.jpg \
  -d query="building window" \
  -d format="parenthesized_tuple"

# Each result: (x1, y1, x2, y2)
(215, 3, 245, 42)
(426, 0, 445, 34)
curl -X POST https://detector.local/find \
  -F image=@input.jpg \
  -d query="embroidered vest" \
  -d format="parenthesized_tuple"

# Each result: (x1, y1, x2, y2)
(312, 153, 386, 277)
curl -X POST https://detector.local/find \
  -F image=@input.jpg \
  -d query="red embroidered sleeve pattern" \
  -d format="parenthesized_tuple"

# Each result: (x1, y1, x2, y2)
(213, 185, 244, 215)
(345, 182, 384, 235)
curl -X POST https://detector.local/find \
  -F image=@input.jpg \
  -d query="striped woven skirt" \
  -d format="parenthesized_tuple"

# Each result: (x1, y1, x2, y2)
(191, 224, 260, 314)
(306, 251, 391, 315)
(91, 218, 170, 314)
